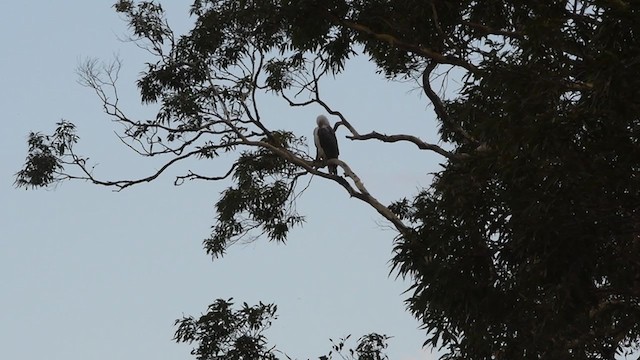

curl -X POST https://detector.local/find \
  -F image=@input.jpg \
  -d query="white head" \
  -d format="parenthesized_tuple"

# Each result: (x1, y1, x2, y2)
(316, 115, 330, 127)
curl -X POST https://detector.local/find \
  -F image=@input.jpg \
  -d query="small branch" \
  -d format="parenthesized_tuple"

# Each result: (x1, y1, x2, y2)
(66, 143, 242, 191)
(314, 98, 359, 136)
(281, 91, 359, 137)
(347, 131, 465, 160)
(422, 62, 476, 143)
(174, 163, 238, 185)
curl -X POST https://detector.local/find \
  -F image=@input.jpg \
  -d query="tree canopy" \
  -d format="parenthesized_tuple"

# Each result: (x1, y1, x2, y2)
(16, 0, 640, 359)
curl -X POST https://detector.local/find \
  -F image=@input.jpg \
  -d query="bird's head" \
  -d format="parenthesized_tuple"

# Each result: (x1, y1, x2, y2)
(316, 115, 330, 128)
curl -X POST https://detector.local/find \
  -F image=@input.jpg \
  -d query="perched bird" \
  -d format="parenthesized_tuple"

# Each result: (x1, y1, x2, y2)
(313, 115, 340, 175)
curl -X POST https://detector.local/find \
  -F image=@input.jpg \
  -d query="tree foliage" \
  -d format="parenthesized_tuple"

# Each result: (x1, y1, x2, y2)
(16, 0, 640, 359)
(174, 299, 279, 360)
(173, 299, 390, 360)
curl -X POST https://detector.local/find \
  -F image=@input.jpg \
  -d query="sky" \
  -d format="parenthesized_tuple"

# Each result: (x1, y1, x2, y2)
(1, 2, 446, 360)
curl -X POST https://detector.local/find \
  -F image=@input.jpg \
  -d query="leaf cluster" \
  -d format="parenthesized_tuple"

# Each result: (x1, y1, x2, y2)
(15, 121, 78, 189)
(174, 299, 391, 360)
(321, 333, 390, 360)
(174, 299, 279, 360)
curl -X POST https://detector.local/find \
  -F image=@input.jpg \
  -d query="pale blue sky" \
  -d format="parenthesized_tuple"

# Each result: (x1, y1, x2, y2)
(1, 2, 444, 359)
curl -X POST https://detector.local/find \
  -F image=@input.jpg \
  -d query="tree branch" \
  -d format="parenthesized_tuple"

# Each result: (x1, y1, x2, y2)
(243, 139, 414, 239)
(422, 62, 477, 144)
(174, 163, 239, 186)
(347, 131, 465, 160)
(65, 143, 242, 191)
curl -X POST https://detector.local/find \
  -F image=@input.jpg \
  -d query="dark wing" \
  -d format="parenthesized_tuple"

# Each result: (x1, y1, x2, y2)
(317, 126, 339, 159)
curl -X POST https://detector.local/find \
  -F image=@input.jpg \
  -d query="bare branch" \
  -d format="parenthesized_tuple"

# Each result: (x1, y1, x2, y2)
(174, 163, 239, 186)
(347, 131, 465, 160)
(66, 143, 242, 191)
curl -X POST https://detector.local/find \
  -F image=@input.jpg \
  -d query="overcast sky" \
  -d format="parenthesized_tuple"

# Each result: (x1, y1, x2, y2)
(1, 2, 445, 359)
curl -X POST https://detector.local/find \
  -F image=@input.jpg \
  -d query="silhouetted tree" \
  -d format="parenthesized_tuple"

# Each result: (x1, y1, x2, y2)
(17, 1, 640, 358)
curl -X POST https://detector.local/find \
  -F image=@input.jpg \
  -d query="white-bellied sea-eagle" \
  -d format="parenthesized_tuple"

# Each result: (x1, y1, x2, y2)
(313, 115, 340, 175)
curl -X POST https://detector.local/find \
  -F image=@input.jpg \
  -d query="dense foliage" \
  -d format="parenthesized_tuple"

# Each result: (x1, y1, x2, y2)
(17, 1, 640, 359)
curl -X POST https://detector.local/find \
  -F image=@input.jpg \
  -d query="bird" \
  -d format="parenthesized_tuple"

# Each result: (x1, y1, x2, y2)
(313, 115, 340, 175)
